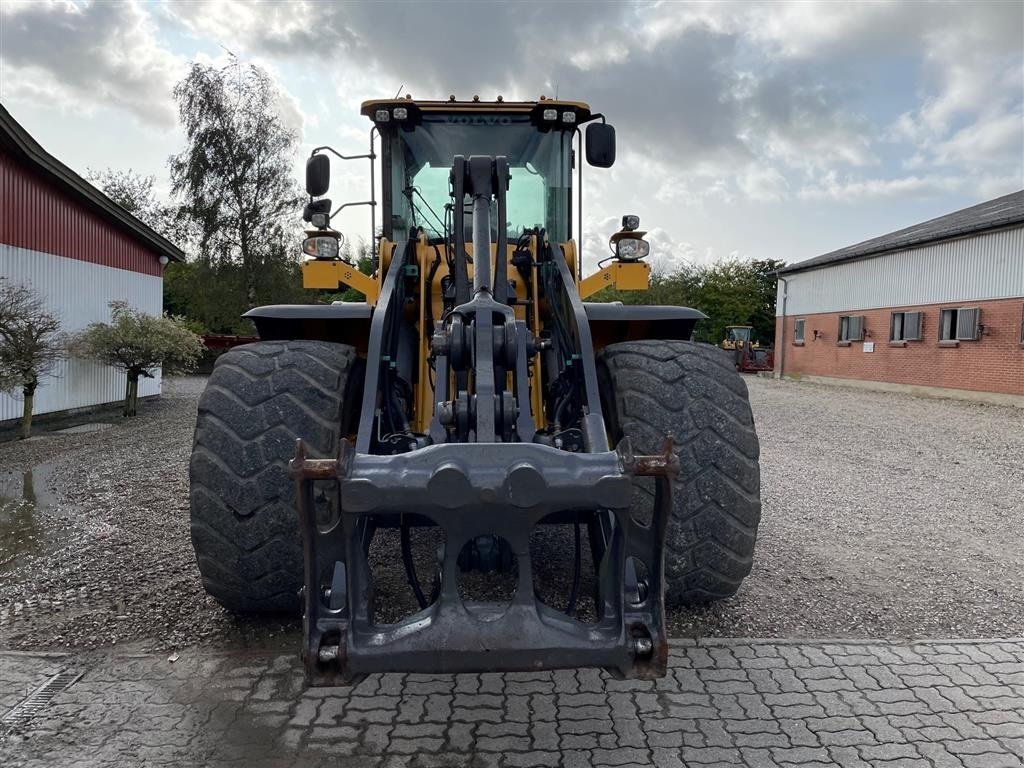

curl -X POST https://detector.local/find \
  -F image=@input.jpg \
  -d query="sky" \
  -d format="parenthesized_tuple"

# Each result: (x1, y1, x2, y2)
(1, 0, 1022, 274)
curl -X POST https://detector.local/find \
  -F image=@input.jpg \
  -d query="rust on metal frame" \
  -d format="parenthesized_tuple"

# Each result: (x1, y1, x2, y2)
(289, 438, 349, 481)
(618, 435, 680, 478)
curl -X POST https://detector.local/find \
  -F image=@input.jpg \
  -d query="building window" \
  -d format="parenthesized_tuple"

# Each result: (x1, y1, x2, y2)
(891, 311, 923, 342)
(794, 318, 805, 344)
(940, 307, 981, 341)
(838, 315, 864, 343)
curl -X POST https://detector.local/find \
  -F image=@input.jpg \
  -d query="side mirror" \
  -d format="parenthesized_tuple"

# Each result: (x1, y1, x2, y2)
(306, 154, 330, 196)
(586, 123, 616, 168)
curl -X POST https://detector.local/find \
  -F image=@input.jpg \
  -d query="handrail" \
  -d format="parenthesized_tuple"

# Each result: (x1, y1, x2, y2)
(309, 128, 378, 249)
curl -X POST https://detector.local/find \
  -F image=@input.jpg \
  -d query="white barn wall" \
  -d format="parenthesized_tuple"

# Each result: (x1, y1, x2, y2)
(777, 226, 1024, 316)
(0, 244, 162, 421)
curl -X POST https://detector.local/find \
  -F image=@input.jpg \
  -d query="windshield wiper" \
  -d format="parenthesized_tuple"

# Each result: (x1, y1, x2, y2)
(404, 185, 446, 236)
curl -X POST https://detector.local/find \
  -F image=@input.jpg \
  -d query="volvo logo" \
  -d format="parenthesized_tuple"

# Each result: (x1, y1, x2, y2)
(443, 115, 513, 126)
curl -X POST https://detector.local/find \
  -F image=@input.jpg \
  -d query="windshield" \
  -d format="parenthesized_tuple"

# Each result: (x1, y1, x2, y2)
(387, 114, 573, 242)
(729, 328, 752, 342)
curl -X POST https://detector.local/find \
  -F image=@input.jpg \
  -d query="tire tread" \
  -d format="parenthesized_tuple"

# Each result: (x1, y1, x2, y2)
(189, 340, 356, 613)
(598, 339, 761, 604)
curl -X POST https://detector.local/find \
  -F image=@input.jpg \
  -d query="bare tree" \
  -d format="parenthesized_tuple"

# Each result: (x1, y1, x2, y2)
(0, 280, 65, 439)
(70, 302, 204, 417)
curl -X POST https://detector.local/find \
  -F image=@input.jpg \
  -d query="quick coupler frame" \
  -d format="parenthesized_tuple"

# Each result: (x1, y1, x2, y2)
(290, 436, 678, 685)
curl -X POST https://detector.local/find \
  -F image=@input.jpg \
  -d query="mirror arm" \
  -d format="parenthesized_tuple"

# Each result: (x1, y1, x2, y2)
(330, 200, 377, 219)
(311, 146, 376, 162)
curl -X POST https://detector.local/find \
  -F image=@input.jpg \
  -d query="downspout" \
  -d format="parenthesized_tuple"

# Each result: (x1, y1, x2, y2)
(776, 274, 789, 380)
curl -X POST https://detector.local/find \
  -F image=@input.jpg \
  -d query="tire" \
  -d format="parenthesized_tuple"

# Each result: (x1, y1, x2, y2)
(189, 340, 359, 613)
(597, 340, 761, 605)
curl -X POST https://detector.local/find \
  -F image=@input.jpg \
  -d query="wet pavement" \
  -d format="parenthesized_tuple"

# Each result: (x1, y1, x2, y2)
(0, 465, 64, 575)
(2, 638, 1022, 767)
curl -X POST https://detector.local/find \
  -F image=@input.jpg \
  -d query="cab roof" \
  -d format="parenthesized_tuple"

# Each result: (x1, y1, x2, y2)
(360, 97, 593, 123)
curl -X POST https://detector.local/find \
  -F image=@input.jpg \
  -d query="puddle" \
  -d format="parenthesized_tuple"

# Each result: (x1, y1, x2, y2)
(0, 463, 64, 574)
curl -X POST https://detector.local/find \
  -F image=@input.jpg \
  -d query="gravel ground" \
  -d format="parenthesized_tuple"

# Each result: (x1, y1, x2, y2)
(0, 375, 1021, 654)
(674, 377, 1024, 639)
(0, 378, 296, 653)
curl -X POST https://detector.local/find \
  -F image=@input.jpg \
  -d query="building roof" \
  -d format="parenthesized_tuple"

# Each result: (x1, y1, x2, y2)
(0, 103, 184, 263)
(778, 190, 1024, 275)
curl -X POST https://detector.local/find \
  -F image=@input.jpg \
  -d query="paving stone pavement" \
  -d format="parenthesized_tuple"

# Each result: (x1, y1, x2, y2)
(2, 639, 1023, 767)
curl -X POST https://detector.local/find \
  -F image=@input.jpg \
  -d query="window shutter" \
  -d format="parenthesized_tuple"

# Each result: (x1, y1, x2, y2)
(849, 315, 865, 341)
(957, 307, 980, 340)
(904, 312, 922, 341)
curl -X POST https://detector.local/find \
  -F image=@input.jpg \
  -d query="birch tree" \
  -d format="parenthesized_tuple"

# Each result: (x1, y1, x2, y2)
(169, 58, 302, 308)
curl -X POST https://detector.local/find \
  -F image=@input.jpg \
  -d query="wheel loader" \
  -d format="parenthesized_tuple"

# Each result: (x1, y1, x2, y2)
(189, 97, 761, 684)
(721, 325, 775, 373)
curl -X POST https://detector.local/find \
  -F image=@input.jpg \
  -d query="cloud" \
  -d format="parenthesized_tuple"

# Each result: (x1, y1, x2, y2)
(165, 0, 362, 61)
(644, 227, 705, 273)
(0, 1, 312, 146)
(933, 112, 1024, 169)
(582, 215, 718, 275)
(798, 172, 968, 201)
(883, 1, 1023, 190)
(737, 164, 789, 202)
(0, 0, 183, 127)
(157, 0, 871, 194)
(4, 0, 1018, 262)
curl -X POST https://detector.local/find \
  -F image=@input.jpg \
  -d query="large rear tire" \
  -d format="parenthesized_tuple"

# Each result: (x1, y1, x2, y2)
(597, 340, 761, 605)
(189, 340, 358, 613)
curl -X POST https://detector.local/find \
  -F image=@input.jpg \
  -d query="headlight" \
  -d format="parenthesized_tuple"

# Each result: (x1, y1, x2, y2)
(311, 212, 329, 229)
(542, 108, 558, 121)
(374, 109, 390, 122)
(561, 111, 576, 124)
(615, 237, 650, 262)
(302, 236, 340, 260)
(392, 106, 408, 120)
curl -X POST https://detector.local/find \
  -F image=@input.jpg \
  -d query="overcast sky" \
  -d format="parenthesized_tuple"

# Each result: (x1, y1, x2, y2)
(1, 0, 1021, 272)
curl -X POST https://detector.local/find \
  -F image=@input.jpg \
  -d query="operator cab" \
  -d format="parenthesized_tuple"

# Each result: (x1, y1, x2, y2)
(369, 99, 595, 244)
(301, 97, 617, 268)
(726, 326, 753, 344)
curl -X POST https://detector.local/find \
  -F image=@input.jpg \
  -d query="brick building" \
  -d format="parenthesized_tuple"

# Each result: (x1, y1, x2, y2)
(0, 103, 184, 421)
(774, 191, 1024, 404)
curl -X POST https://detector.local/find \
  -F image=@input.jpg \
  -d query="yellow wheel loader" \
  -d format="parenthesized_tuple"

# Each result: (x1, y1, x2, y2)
(721, 325, 775, 373)
(189, 97, 761, 684)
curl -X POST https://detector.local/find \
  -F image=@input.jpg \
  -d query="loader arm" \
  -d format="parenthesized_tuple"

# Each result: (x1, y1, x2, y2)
(291, 154, 678, 684)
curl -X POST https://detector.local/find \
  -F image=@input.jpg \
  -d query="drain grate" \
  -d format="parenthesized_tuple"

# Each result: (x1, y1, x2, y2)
(1, 670, 82, 729)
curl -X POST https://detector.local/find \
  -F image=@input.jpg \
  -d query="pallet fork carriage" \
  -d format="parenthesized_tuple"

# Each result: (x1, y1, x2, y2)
(189, 97, 762, 685)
